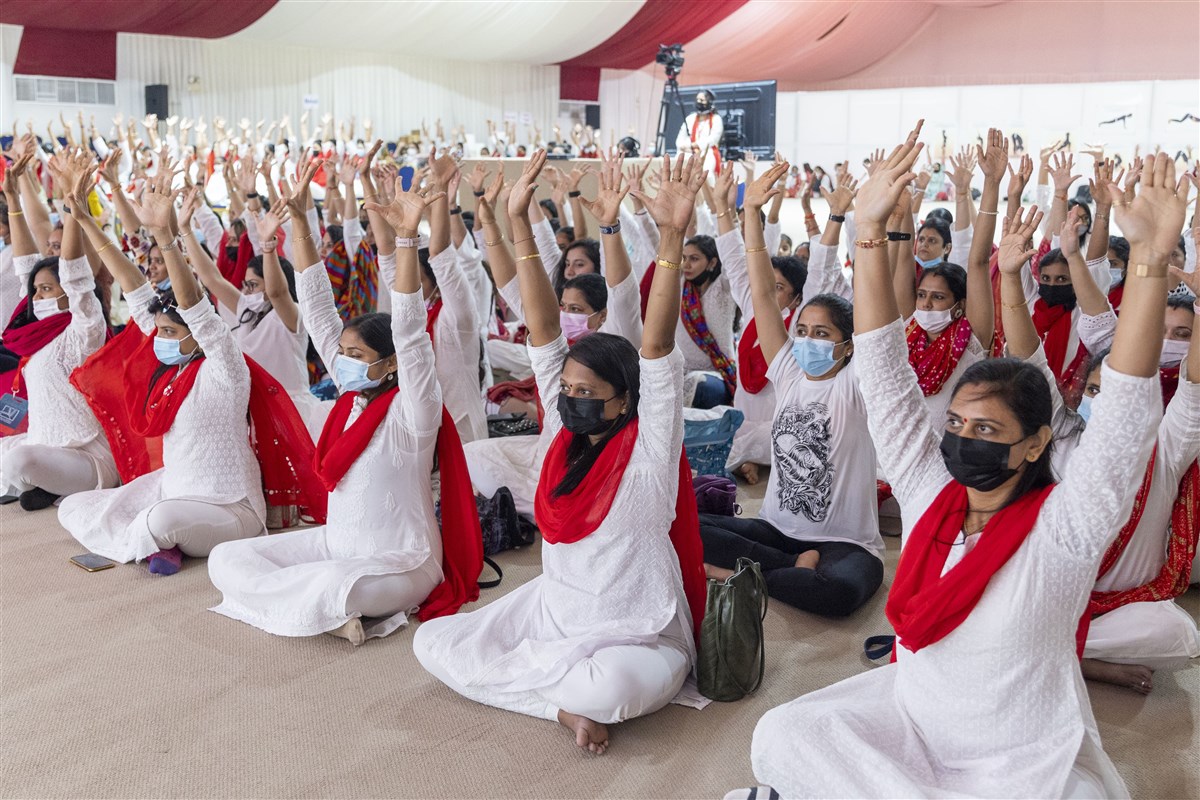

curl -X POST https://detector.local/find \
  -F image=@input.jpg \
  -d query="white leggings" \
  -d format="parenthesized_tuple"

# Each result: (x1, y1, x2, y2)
(345, 568, 440, 619)
(414, 618, 690, 725)
(144, 499, 263, 557)
(3, 444, 101, 496)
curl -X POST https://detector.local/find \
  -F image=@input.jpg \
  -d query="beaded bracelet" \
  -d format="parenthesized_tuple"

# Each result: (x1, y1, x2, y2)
(855, 237, 888, 249)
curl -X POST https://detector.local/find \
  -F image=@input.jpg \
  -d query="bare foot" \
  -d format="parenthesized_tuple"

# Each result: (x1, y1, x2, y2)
(738, 462, 760, 485)
(558, 709, 609, 754)
(705, 563, 735, 582)
(1081, 659, 1153, 694)
(795, 550, 820, 570)
(326, 618, 366, 646)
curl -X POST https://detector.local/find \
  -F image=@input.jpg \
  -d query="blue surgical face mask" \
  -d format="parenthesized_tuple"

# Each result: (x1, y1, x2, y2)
(791, 336, 846, 378)
(916, 255, 943, 269)
(334, 353, 385, 392)
(153, 333, 195, 365)
(1109, 268, 1124, 286)
(156, 277, 172, 292)
(1077, 394, 1094, 424)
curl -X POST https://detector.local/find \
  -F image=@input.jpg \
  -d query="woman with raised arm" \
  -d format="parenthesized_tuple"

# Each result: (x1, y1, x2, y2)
(414, 150, 707, 756)
(747, 124, 1188, 798)
(0, 151, 117, 509)
(699, 163, 883, 618)
(207, 161, 482, 645)
(464, 151, 645, 517)
(60, 168, 320, 576)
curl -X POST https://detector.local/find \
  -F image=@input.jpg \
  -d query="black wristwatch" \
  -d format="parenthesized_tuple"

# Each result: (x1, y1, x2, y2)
(887, 231, 912, 242)
(450, 206, 462, 216)
(829, 214, 845, 223)
(568, 190, 581, 198)
(473, 190, 485, 198)
(246, 192, 259, 200)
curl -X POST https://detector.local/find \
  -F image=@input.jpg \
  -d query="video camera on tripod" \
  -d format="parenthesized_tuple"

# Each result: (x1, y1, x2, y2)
(655, 43, 685, 78)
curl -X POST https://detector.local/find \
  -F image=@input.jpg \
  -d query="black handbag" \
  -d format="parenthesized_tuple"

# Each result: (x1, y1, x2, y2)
(697, 557, 768, 702)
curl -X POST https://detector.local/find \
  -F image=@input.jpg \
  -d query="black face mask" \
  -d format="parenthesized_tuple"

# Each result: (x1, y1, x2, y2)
(225, 246, 240, 262)
(557, 394, 616, 436)
(939, 431, 1021, 492)
(1038, 283, 1077, 310)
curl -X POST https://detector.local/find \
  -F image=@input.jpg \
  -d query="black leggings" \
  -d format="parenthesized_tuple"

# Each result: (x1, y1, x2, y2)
(699, 514, 883, 618)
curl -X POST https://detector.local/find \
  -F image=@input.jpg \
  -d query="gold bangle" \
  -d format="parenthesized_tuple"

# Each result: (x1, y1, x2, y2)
(7, 210, 23, 216)
(485, 237, 504, 247)
(1133, 263, 1169, 278)
(295, 233, 317, 244)
(517, 253, 541, 262)
(855, 238, 888, 249)
(1002, 301, 1027, 310)
(745, 245, 768, 254)
(715, 210, 729, 219)
(656, 258, 681, 271)
(95, 241, 115, 255)
(512, 236, 534, 246)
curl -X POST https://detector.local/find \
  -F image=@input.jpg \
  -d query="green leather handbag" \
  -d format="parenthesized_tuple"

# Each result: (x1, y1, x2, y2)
(697, 557, 768, 702)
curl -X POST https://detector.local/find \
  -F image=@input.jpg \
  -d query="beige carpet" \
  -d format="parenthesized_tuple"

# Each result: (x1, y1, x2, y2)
(1, 486, 1197, 799)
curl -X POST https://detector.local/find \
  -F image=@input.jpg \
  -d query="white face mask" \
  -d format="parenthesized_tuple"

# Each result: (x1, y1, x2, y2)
(913, 307, 955, 335)
(1160, 338, 1190, 366)
(33, 296, 67, 320)
(242, 291, 268, 312)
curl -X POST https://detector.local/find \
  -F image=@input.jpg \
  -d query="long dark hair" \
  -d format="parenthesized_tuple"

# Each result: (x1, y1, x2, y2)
(553, 238, 601, 295)
(950, 358, 1056, 508)
(238, 255, 298, 330)
(552, 332, 640, 497)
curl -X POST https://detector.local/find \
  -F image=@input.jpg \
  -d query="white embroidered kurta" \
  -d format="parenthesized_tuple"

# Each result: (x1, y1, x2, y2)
(752, 317, 1157, 799)
(676, 270, 735, 382)
(416, 337, 696, 711)
(207, 268, 444, 638)
(0, 254, 117, 493)
(59, 285, 265, 562)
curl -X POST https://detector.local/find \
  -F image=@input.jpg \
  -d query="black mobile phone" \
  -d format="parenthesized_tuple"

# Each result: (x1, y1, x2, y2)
(70, 553, 116, 572)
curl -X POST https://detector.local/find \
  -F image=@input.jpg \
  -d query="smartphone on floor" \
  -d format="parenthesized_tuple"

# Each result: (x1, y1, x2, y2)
(70, 553, 115, 572)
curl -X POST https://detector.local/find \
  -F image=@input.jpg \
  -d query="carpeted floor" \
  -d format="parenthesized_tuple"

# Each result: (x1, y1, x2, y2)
(1, 484, 1197, 799)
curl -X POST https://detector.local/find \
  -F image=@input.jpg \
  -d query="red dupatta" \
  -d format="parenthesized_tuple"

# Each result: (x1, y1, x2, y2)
(69, 324, 327, 521)
(887, 480, 1056, 655)
(1159, 363, 1181, 407)
(905, 316, 973, 397)
(534, 419, 708, 641)
(1032, 298, 1088, 404)
(738, 310, 796, 394)
(313, 387, 483, 620)
(689, 114, 722, 175)
(1, 298, 72, 398)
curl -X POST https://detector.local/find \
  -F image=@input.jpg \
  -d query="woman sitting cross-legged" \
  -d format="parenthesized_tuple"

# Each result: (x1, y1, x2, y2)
(207, 160, 483, 645)
(413, 150, 708, 755)
(748, 129, 1188, 799)
(698, 163, 884, 619)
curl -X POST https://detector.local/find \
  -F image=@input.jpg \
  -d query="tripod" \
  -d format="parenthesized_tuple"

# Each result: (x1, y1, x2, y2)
(654, 72, 690, 157)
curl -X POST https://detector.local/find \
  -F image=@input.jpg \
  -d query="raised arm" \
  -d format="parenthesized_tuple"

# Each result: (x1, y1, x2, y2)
(133, 170, 200, 309)
(177, 186, 241, 312)
(565, 166, 591, 240)
(949, 147, 977, 231)
(632, 153, 706, 359)
(282, 159, 323, 273)
(889, 189, 918, 320)
(996, 206, 1046, 359)
(505, 151, 560, 346)
(580, 150, 634, 290)
(67, 170, 147, 296)
(966, 128, 1006, 346)
(3, 151, 39, 258)
(742, 163, 792, 365)
(1041, 152, 1080, 241)
(1059, 218, 1109, 316)
(364, 165, 446, 295)
(1005, 153, 1034, 222)
(255, 204, 300, 333)
(1085, 158, 1115, 262)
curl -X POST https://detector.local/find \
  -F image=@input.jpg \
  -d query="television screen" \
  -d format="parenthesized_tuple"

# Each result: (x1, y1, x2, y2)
(664, 79, 777, 159)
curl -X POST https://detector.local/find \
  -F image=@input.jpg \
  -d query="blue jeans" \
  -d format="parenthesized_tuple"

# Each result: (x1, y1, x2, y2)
(692, 374, 732, 409)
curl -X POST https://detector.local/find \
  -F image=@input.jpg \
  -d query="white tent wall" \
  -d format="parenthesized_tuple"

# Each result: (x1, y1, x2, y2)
(1, 25, 561, 140)
(600, 66, 1200, 172)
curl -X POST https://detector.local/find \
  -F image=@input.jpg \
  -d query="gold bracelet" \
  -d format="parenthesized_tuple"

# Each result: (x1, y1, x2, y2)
(485, 237, 504, 247)
(295, 233, 317, 244)
(855, 238, 888, 249)
(656, 258, 681, 271)
(715, 210, 729, 219)
(1002, 300, 1027, 310)
(745, 245, 768, 254)
(512, 236, 534, 246)
(1133, 263, 1169, 278)
(95, 241, 115, 255)
(517, 253, 541, 262)
(7, 210, 23, 216)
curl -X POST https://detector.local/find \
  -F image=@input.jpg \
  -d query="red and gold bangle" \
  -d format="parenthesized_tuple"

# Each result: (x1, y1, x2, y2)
(855, 237, 888, 249)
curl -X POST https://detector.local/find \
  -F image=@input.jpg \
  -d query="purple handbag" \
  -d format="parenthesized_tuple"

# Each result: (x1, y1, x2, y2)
(694, 475, 740, 516)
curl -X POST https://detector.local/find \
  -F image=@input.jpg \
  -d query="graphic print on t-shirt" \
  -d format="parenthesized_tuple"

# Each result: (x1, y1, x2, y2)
(772, 401, 834, 521)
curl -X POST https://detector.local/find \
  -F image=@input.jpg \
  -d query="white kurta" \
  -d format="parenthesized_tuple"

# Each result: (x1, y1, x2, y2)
(208, 268, 444, 638)
(416, 337, 695, 720)
(0, 254, 117, 494)
(752, 317, 1158, 799)
(676, 111, 723, 174)
(676, 270, 736, 387)
(59, 285, 265, 562)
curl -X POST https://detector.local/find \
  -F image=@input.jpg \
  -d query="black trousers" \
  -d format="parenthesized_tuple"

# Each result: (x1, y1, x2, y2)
(698, 513, 883, 618)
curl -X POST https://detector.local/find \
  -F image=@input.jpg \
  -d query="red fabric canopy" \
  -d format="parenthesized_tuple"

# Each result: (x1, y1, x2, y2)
(2, 0, 277, 79)
(558, 0, 749, 101)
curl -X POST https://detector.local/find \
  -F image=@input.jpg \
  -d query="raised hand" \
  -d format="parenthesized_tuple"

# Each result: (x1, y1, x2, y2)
(711, 163, 736, 213)
(1058, 217, 1081, 257)
(864, 148, 887, 176)
(580, 150, 629, 226)
(234, 154, 258, 194)
(1006, 154, 1033, 204)
(428, 146, 458, 189)
(855, 120, 925, 225)
(364, 176, 445, 234)
(996, 205, 1044, 275)
(283, 159, 321, 217)
(255, 202, 290, 243)
(949, 148, 978, 194)
(566, 165, 591, 193)
(3, 150, 34, 198)
(508, 149, 548, 218)
(177, 184, 203, 229)
(475, 170, 505, 226)
(745, 162, 788, 210)
(821, 176, 858, 216)
(371, 165, 396, 206)
(1089, 158, 1115, 209)
(631, 153, 707, 231)
(337, 155, 358, 187)
(130, 169, 179, 233)
(975, 128, 1007, 183)
(1049, 152, 1080, 194)
(467, 162, 489, 194)
(1106, 152, 1190, 257)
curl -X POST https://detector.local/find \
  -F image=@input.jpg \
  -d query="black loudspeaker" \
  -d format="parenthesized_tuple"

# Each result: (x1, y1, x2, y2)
(584, 103, 600, 130)
(145, 84, 169, 119)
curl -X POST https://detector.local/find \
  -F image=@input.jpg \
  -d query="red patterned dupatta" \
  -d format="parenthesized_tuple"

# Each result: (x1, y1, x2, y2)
(905, 316, 973, 397)
(738, 310, 796, 394)
(1074, 451, 1200, 655)
(70, 324, 327, 521)
(680, 281, 737, 396)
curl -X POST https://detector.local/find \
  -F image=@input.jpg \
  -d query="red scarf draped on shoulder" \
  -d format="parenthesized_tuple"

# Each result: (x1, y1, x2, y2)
(905, 316, 973, 397)
(1, 298, 72, 400)
(313, 387, 482, 620)
(216, 231, 255, 295)
(690, 114, 722, 175)
(1159, 363, 1181, 407)
(1074, 450, 1200, 656)
(534, 419, 708, 641)
(1032, 298, 1088, 403)
(69, 324, 327, 521)
(738, 310, 796, 394)
(887, 480, 1056, 655)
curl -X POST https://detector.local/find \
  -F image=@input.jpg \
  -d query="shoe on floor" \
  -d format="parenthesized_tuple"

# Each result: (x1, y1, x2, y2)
(147, 546, 184, 576)
(18, 487, 60, 511)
